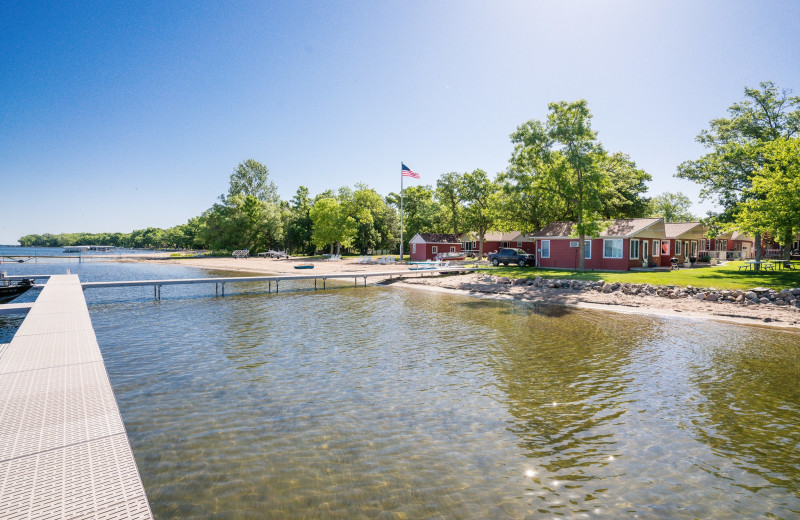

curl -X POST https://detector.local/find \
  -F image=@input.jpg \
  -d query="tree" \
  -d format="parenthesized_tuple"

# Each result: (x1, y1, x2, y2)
(676, 81, 800, 267)
(348, 184, 395, 254)
(227, 159, 278, 203)
(460, 169, 499, 258)
(648, 192, 696, 222)
(284, 186, 315, 255)
(509, 100, 610, 270)
(736, 137, 800, 260)
(310, 197, 356, 254)
(436, 172, 465, 236)
(598, 152, 652, 219)
(200, 194, 283, 253)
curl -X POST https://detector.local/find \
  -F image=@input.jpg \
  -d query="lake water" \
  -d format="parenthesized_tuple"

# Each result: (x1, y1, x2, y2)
(2, 261, 800, 518)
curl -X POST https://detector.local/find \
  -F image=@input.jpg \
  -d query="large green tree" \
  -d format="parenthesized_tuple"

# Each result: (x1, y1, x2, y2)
(509, 100, 611, 270)
(436, 172, 465, 236)
(648, 192, 696, 222)
(676, 81, 800, 267)
(310, 197, 356, 254)
(736, 137, 800, 260)
(460, 169, 499, 258)
(200, 194, 283, 253)
(284, 186, 315, 255)
(227, 159, 278, 202)
(598, 152, 652, 219)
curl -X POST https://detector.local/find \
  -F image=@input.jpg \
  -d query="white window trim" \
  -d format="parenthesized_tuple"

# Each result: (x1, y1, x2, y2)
(431, 246, 438, 254)
(642, 240, 649, 259)
(584, 240, 591, 260)
(691, 241, 697, 256)
(661, 241, 670, 256)
(653, 240, 661, 256)
(603, 239, 623, 259)
(630, 239, 640, 260)
(675, 240, 682, 255)
(541, 240, 550, 259)
(450, 246, 456, 253)
(412, 243, 416, 254)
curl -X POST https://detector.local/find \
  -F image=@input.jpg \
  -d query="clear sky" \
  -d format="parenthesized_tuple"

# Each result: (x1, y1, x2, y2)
(2, 0, 799, 244)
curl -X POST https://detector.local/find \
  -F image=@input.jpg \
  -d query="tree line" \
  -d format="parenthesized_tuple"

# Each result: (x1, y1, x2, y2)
(20, 83, 799, 265)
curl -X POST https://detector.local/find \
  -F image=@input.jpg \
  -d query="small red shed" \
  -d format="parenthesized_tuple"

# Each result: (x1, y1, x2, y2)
(409, 233, 462, 261)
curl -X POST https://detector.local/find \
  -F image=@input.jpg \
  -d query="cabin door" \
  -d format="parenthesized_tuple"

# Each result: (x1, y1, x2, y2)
(642, 241, 649, 264)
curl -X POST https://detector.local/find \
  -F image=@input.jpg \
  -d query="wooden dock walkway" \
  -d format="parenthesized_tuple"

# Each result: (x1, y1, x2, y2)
(0, 275, 152, 519)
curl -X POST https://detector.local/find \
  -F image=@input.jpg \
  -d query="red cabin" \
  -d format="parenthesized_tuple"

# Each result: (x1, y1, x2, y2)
(532, 218, 667, 271)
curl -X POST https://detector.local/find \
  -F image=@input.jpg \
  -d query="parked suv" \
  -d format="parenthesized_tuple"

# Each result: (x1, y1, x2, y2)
(488, 248, 535, 267)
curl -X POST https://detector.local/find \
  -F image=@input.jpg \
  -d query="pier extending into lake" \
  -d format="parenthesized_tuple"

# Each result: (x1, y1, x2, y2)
(80, 266, 481, 299)
(0, 274, 153, 519)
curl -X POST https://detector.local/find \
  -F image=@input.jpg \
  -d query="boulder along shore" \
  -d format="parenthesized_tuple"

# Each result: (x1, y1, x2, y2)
(395, 272, 800, 331)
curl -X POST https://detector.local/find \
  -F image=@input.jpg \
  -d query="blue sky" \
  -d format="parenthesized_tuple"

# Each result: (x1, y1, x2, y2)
(2, 0, 799, 244)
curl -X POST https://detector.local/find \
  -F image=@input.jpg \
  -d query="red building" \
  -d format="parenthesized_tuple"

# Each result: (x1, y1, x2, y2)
(460, 231, 536, 257)
(704, 231, 754, 260)
(664, 222, 705, 264)
(408, 233, 462, 261)
(532, 218, 667, 271)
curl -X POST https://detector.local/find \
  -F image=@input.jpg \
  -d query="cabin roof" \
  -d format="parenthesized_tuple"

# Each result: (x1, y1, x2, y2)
(532, 218, 663, 238)
(410, 233, 461, 244)
(664, 222, 704, 239)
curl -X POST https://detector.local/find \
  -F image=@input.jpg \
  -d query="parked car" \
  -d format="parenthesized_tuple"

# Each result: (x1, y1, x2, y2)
(488, 248, 535, 267)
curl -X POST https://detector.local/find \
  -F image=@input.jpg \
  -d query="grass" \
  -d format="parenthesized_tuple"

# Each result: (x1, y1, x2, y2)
(485, 261, 800, 291)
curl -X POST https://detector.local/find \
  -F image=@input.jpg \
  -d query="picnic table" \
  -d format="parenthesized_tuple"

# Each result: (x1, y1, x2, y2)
(738, 260, 775, 272)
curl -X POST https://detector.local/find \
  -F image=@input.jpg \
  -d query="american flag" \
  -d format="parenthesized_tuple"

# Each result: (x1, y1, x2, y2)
(401, 163, 420, 179)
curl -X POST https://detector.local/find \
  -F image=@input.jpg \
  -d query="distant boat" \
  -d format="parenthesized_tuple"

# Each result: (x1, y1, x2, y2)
(293, 264, 314, 269)
(0, 278, 34, 304)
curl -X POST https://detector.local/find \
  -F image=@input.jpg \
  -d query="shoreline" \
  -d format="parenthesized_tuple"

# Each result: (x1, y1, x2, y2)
(133, 256, 800, 331)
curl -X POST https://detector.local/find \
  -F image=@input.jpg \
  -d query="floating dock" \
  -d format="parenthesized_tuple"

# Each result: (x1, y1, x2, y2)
(0, 274, 152, 519)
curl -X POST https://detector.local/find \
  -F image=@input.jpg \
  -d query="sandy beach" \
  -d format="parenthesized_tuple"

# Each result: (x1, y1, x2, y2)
(136, 255, 800, 331)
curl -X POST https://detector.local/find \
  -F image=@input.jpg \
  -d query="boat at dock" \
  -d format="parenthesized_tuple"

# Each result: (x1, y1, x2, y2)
(0, 278, 34, 303)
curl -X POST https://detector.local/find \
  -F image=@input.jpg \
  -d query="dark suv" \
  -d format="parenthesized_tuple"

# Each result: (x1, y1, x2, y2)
(488, 248, 535, 267)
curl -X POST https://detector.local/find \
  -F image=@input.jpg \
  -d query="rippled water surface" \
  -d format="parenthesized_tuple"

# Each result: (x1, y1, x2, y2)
(4, 262, 800, 518)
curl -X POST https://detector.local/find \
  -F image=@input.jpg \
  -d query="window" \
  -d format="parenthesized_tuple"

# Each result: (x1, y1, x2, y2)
(540, 240, 550, 258)
(700, 239, 707, 251)
(584, 240, 591, 260)
(501, 241, 511, 248)
(642, 240, 649, 260)
(450, 246, 456, 253)
(691, 241, 697, 256)
(412, 244, 416, 254)
(675, 240, 682, 255)
(653, 240, 661, 256)
(517, 241, 522, 247)
(661, 241, 670, 255)
(603, 239, 623, 259)
(432, 246, 438, 254)
(630, 239, 640, 259)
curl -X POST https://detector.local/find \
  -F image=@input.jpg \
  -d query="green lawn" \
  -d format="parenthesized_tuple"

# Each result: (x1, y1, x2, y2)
(483, 261, 800, 291)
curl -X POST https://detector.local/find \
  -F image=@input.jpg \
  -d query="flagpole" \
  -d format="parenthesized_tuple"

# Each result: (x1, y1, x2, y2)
(400, 162, 404, 261)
